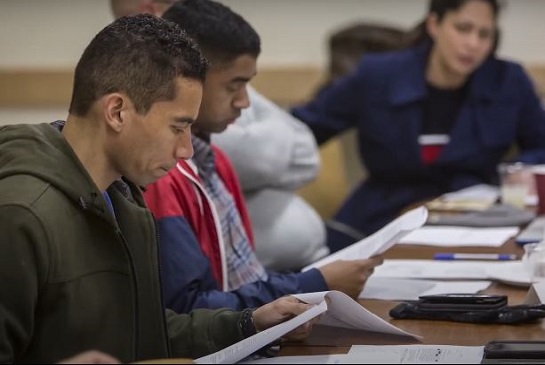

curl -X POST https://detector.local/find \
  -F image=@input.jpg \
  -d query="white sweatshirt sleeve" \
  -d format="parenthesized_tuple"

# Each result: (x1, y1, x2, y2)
(212, 86, 320, 192)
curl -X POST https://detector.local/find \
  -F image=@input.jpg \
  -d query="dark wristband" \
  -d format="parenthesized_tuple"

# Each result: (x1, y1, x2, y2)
(239, 308, 257, 338)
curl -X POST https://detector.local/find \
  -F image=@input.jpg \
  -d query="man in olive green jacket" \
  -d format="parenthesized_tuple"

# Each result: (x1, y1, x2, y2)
(0, 14, 314, 364)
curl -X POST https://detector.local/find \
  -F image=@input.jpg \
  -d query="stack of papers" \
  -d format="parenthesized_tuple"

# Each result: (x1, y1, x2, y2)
(360, 277, 492, 301)
(426, 184, 499, 212)
(372, 259, 531, 287)
(398, 226, 519, 247)
(243, 345, 484, 364)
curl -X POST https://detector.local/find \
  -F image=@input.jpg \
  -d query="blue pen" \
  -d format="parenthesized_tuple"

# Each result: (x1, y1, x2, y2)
(434, 253, 517, 261)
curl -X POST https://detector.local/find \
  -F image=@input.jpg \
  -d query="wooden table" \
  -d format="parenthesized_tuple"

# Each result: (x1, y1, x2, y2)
(280, 239, 545, 357)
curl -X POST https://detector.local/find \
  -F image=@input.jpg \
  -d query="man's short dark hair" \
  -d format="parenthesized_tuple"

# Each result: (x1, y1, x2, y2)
(162, 0, 260, 65)
(69, 14, 209, 116)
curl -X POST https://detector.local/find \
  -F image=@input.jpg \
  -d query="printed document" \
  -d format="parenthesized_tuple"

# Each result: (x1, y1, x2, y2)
(242, 345, 484, 364)
(425, 184, 499, 212)
(397, 226, 519, 247)
(360, 277, 492, 301)
(372, 259, 531, 287)
(292, 291, 419, 338)
(194, 300, 327, 364)
(195, 291, 419, 364)
(241, 354, 351, 364)
(303, 206, 428, 271)
(345, 344, 484, 364)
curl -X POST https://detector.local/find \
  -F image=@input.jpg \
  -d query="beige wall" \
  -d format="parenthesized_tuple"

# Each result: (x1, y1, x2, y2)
(0, 0, 427, 69)
(1, 0, 545, 70)
(2, 0, 545, 125)
(2, 0, 545, 218)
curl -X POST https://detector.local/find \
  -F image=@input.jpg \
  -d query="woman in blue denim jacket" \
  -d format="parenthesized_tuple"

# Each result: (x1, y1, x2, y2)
(293, 0, 545, 252)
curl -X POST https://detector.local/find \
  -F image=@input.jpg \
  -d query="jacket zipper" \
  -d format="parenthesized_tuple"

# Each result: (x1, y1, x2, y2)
(152, 215, 172, 356)
(90, 187, 140, 361)
(116, 228, 140, 361)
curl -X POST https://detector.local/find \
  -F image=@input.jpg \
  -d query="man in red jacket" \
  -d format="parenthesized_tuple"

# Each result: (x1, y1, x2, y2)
(143, 0, 384, 314)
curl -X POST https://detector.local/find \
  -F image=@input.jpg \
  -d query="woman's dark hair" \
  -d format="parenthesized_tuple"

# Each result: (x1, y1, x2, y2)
(406, 0, 503, 53)
(328, 22, 408, 81)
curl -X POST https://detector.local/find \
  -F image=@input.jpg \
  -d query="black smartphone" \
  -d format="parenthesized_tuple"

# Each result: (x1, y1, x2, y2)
(417, 293, 507, 312)
(483, 340, 545, 360)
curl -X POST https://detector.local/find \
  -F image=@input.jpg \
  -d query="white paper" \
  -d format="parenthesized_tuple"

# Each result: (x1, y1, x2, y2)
(526, 194, 538, 206)
(525, 281, 545, 304)
(241, 354, 351, 364)
(360, 277, 492, 301)
(293, 291, 420, 339)
(372, 259, 531, 287)
(398, 226, 519, 247)
(194, 301, 328, 364)
(195, 290, 420, 364)
(303, 206, 428, 271)
(242, 345, 484, 364)
(441, 184, 499, 203)
(346, 345, 484, 364)
(426, 185, 499, 211)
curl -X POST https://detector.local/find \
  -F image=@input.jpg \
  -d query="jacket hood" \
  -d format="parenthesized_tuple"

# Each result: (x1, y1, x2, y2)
(0, 123, 105, 213)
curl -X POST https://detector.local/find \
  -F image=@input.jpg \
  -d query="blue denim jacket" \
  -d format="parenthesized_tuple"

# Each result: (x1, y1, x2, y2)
(293, 43, 545, 251)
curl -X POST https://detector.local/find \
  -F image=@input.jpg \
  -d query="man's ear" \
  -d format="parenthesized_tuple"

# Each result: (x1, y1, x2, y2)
(426, 14, 439, 40)
(103, 93, 126, 133)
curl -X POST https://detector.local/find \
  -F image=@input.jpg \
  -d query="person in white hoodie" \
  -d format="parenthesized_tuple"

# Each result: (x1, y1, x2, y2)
(213, 87, 329, 271)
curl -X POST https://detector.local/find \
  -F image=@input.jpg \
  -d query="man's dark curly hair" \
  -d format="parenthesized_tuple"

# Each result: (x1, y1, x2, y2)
(69, 13, 209, 116)
(163, 0, 260, 66)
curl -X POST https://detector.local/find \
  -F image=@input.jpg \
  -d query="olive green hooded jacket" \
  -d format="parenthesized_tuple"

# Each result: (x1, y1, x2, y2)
(0, 123, 245, 363)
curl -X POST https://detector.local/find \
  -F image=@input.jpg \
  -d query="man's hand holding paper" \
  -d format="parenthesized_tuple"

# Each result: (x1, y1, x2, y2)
(304, 206, 428, 272)
(319, 256, 384, 299)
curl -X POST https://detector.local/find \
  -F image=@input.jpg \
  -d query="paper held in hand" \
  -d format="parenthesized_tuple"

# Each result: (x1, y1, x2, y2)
(303, 206, 428, 272)
(195, 207, 427, 364)
(194, 291, 420, 364)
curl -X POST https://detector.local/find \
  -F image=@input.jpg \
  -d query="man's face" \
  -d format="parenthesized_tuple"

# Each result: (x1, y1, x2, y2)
(112, 76, 202, 186)
(193, 54, 257, 135)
